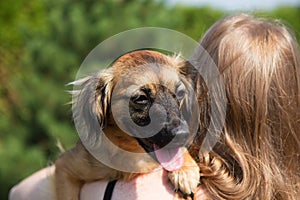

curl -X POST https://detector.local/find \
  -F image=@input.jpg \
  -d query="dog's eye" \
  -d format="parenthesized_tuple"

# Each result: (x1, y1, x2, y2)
(131, 94, 149, 105)
(176, 89, 186, 101)
(177, 89, 186, 98)
(176, 83, 186, 101)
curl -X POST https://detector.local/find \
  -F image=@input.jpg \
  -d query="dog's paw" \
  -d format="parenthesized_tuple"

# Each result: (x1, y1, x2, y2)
(168, 164, 200, 195)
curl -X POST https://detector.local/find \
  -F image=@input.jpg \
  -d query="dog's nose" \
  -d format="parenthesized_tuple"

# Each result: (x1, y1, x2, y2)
(168, 119, 189, 145)
(169, 118, 181, 129)
(171, 125, 189, 138)
(171, 128, 189, 147)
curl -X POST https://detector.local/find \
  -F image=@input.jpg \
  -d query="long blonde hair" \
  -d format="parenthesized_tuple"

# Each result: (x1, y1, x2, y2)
(191, 14, 300, 199)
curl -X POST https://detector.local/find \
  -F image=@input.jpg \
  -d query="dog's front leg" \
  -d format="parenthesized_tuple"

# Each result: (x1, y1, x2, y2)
(55, 164, 83, 200)
(168, 149, 200, 196)
(54, 145, 86, 200)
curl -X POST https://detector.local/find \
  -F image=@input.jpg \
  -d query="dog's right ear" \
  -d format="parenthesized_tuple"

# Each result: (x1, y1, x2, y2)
(179, 61, 210, 144)
(70, 70, 114, 138)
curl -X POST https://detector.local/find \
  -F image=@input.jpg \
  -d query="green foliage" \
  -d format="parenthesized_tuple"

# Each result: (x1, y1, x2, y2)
(172, 5, 225, 40)
(0, 136, 47, 191)
(0, 0, 299, 199)
(270, 6, 300, 39)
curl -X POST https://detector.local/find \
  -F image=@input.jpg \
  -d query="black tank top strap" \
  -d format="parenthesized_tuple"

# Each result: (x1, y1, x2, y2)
(103, 180, 117, 200)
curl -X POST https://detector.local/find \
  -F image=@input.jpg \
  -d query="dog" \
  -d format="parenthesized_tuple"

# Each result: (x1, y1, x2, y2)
(55, 50, 200, 200)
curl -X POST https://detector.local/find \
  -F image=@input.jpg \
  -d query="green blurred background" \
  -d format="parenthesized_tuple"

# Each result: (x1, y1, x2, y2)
(0, 0, 299, 198)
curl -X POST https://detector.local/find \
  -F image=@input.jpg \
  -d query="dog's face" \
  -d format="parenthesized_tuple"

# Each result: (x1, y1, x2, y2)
(73, 50, 199, 171)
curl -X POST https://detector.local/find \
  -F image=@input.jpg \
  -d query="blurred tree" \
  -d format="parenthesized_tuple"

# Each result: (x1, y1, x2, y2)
(270, 6, 300, 39)
(172, 5, 224, 40)
(0, 0, 49, 197)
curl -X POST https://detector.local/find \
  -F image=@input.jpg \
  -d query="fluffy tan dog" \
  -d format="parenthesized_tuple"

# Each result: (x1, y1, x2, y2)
(55, 50, 200, 200)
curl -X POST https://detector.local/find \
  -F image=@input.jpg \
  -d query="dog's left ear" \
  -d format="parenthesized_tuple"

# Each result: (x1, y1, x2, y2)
(179, 61, 209, 139)
(71, 70, 114, 138)
(93, 71, 114, 127)
(178, 61, 198, 133)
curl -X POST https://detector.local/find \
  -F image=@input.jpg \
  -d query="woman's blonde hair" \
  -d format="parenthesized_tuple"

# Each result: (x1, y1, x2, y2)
(191, 14, 300, 199)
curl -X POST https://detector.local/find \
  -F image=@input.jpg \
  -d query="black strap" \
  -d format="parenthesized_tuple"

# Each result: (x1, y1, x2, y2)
(103, 180, 117, 200)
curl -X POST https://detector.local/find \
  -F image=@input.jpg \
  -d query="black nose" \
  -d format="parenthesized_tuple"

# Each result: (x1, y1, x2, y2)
(166, 118, 184, 131)
(148, 118, 190, 148)
(171, 126, 189, 142)
(167, 119, 189, 145)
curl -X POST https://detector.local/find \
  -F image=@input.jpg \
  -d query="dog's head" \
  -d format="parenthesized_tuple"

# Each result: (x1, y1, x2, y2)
(72, 50, 199, 171)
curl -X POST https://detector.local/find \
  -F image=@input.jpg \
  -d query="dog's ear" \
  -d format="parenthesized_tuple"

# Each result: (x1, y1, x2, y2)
(71, 70, 114, 139)
(93, 71, 114, 127)
(179, 61, 210, 142)
(178, 61, 197, 135)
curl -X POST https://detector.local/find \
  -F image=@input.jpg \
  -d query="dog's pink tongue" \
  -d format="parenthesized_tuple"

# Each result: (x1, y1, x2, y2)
(154, 145, 184, 171)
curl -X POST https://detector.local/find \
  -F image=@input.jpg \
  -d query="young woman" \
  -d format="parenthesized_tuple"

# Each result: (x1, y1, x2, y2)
(10, 14, 300, 200)
(191, 13, 300, 200)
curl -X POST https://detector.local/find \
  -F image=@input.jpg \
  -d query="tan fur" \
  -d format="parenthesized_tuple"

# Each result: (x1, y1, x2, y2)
(55, 50, 200, 200)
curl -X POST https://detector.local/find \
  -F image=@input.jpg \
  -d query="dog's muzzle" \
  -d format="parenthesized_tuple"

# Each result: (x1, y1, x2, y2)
(145, 117, 190, 149)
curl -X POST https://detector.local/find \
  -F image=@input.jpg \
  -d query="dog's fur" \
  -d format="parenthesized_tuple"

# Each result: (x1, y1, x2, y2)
(55, 50, 200, 200)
